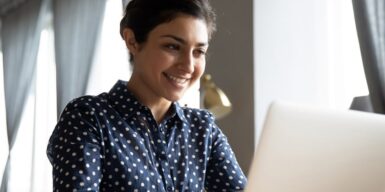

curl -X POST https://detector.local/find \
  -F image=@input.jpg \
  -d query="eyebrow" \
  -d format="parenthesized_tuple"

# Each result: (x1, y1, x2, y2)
(160, 34, 208, 47)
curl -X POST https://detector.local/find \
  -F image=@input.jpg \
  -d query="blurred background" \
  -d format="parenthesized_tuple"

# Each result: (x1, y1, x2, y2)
(0, 0, 373, 191)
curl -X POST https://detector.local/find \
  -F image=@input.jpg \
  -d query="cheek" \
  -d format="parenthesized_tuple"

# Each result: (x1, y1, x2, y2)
(194, 61, 206, 79)
(139, 52, 167, 72)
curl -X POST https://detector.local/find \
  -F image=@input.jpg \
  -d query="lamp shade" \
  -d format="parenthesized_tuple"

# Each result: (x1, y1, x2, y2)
(201, 74, 232, 119)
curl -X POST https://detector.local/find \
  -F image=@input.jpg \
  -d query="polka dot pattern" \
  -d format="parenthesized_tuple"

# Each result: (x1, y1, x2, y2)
(47, 80, 247, 191)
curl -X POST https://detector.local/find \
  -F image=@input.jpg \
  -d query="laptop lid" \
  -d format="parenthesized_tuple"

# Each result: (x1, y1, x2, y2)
(245, 101, 385, 192)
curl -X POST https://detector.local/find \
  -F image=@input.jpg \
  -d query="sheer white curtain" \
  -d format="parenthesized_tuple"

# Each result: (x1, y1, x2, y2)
(0, 0, 50, 191)
(30, 27, 57, 192)
(54, 0, 107, 115)
(5, 26, 56, 192)
(0, 24, 8, 188)
(87, 0, 130, 95)
(0, 0, 27, 14)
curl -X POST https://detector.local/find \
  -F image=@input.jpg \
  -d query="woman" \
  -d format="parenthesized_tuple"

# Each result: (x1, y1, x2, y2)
(47, 0, 247, 191)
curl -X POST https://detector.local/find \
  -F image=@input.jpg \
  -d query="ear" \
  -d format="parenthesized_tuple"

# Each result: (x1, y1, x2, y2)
(122, 28, 139, 55)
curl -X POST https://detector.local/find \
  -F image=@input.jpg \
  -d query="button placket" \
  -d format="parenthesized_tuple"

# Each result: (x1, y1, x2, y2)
(156, 122, 175, 191)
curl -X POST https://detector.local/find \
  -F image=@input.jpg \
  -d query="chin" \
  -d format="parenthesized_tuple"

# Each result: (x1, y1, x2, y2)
(167, 96, 182, 102)
(165, 92, 185, 102)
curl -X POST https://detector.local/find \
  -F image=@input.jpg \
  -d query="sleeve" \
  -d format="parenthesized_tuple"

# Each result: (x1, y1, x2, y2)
(204, 115, 247, 192)
(47, 100, 104, 192)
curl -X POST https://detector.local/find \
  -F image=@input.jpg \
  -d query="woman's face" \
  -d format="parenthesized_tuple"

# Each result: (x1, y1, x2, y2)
(128, 14, 209, 102)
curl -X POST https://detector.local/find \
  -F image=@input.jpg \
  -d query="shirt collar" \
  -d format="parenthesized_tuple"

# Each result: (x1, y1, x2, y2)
(170, 102, 188, 122)
(108, 80, 187, 123)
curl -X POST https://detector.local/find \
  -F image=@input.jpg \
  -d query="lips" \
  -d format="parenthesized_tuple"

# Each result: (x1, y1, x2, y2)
(164, 73, 190, 85)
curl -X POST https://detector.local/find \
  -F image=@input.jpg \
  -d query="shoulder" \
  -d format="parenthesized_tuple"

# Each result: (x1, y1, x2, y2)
(179, 106, 216, 125)
(53, 94, 112, 140)
(57, 94, 112, 128)
(181, 106, 213, 119)
(61, 93, 110, 115)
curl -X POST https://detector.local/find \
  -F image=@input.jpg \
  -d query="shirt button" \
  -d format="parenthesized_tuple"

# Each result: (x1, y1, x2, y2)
(166, 186, 173, 191)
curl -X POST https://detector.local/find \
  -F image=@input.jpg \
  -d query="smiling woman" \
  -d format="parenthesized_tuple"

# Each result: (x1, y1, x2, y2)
(46, 0, 247, 191)
(122, 15, 208, 121)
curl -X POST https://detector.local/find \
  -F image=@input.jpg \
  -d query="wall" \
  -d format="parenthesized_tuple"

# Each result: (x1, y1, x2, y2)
(253, 0, 366, 140)
(208, 0, 255, 174)
(254, 0, 329, 140)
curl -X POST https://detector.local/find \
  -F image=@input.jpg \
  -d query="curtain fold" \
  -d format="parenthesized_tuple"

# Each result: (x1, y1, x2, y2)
(0, 0, 49, 191)
(54, 0, 106, 115)
(352, 0, 385, 114)
(0, 20, 8, 189)
(0, 0, 27, 16)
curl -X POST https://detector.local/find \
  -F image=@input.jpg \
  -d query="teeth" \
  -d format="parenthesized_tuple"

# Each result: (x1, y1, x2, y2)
(166, 74, 188, 84)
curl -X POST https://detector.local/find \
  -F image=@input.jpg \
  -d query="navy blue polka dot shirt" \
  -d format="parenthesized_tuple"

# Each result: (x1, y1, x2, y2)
(47, 80, 247, 192)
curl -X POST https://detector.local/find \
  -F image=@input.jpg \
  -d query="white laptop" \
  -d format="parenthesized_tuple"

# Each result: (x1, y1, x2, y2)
(245, 101, 385, 192)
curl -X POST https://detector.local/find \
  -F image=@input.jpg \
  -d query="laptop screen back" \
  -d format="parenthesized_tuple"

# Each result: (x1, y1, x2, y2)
(245, 101, 385, 192)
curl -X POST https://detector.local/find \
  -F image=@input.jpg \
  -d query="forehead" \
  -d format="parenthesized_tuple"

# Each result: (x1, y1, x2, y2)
(147, 15, 209, 45)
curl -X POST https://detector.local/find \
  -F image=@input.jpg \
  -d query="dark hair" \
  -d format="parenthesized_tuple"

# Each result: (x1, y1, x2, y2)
(120, 0, 216, 61)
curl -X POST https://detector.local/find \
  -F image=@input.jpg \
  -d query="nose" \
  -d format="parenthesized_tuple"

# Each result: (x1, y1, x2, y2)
(178, 51, 194, 73)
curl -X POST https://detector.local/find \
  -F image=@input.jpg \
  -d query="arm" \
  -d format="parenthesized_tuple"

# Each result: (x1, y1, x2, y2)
(204, 120, 247, 191)
(47, 101, 103, 191)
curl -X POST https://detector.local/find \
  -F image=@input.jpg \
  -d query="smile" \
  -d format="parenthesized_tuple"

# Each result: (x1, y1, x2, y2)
(164, 73, 190, 84)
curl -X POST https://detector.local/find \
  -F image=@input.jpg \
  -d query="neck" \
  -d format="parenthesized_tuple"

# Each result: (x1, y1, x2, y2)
(127, 78, 172, 124)
(149, 102, 172, 124)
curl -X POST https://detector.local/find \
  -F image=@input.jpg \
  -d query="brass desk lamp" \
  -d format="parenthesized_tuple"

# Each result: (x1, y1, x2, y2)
(200, 74, 232, 119)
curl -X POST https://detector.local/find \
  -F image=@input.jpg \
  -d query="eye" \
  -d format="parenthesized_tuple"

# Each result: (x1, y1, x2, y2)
(163, 43, 180, 51)
(193, 49, 207, 57)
